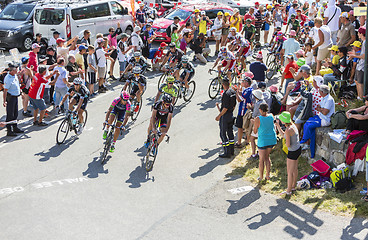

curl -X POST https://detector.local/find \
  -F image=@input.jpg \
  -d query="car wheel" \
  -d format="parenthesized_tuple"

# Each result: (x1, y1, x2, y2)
(125, 26, 133, 36)
(21, 35, 33, 51)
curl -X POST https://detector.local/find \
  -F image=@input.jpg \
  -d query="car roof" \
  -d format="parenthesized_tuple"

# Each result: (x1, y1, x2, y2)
(179, 2, 233, 12)
(35, 0, 113, 9)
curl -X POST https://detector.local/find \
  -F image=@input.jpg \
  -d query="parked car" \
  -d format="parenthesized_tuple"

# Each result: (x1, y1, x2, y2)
(33, 0, 134, 42)
(152, 2, 233, 42)
(210, 0, 272, 15)
(0, 0, 36, 51)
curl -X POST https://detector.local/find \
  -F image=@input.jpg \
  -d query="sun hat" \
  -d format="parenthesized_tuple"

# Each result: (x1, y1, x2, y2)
(56, 38, 66, 44)
(252, 90, 264, 100)
(269, 85, 278, 93)
(21, 56, 29, 64)
(296, 58, 306, 66)
(313, 75, 324, 88)
(351, 41, 362, 48)
(328, 45, 339, 51)
(233, 8, 239, 14)
(295, 49, 305, 56)
(288, 30, 296, 37)
(217, 11, 223, 16)
(279, 111, 291, 123)
(256, 51, 263, 59)
(224, 12, 230, 16)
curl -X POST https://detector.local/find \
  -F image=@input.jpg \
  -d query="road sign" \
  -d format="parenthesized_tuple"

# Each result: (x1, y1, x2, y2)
(354, 7, 367, 16)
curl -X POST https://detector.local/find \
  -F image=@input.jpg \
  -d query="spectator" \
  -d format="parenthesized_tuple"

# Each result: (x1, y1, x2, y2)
(275, 111, 301, 195)
(170, 26, 181, 49)
(107, 23, 122, 79)
(152, 42, 167, 70)
(191, 9, 200, 40)
(2, 63, 24, 136)
(54, 58, 69, 113)
(244, 7, 255, 25)
(258, 82, 272, 110)
(87, 45, 97, 96)
(337, 12, 356, 47)
(167, 17, 180, 38)
(234, 76, 252, 147)
(349, 41, 361, 85)
(212, 11, 223, 56)
(309, 2, 318, 21)
(45, 47, 57, 105)
(48, 31, 60, 50)
(349, 27, 366, 99)
(131, 26, 144, 52)
(323, 46, 349, 86)
(312, 18, 333, 75)
(249, 51, 267, 83)
(273, 4, 283, 29)
(95, 38, 112, 93)
(117, 33, 132, 76)
(141, 23, 156, 58)
(349, 10, 360, 40)
(253, 103, 277, 181)
(296, 10, 307, 29)
(281, 30, 300, 66)
(263, 5, 272, 46)
(192, 33, 210, 64)
(28, 43, 40, 73)
(32, 33, 48, 57)
(304, 43, 314, 66)
(254, 5, 264, 43)
(288, 3, 298, 20)
(323, 0, 341, 45)
(28, 65, 58, 126)
(300, 85, 335, 158)
(198, 11, 212, 36)
(136, 3, 147, 28)
(75, 45, 87, 78)
(281, 54, 298, 94)
(337, 0, 352, 13)
(66, 55, 83, 83)
(56, 37, 78, 64)
(19, 57, 33, 117)
(80, 30, 91, 45)
(230, 9, 241, 32)
(221, 12, 231, 46)
(346, 96, 368, 133)
(180, 27, 193, 54)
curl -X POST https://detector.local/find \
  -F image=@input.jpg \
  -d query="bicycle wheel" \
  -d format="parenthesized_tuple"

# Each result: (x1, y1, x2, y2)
(145, 138, 158, 172)
(56, 119, 70, 145)
(208, 77, 221, 99)
(266, 53, 276, 67)
(157, 72, 167, 90)
(183, 81, 196, 102)
(101, 131, 113, 164)
(266, 62, 277, 80)
(131, 97, 143, 121)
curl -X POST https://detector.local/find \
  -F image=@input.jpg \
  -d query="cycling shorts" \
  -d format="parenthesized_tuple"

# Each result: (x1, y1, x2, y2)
(180, 71, 194, 82)
(155, 115, 168, 128)
(221, 59, 236, 70)
(239, 46, 251, 57)
(111, 106, 126, 123)
(72, 96, 88, 110)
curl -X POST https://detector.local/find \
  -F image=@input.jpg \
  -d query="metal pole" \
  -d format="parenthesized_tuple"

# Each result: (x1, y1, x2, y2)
(364, 4, 368, 96)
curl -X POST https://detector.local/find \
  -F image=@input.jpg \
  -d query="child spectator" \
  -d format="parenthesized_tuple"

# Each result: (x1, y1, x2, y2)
(87, 45, 97, 96)
(152, 42, 167, 71)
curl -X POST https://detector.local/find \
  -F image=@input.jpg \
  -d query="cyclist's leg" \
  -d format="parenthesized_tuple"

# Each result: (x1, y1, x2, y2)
(136, 84, 143, 103)
(78, 98, 88, 124)
(158, 125, 168, 145)
(69, 97, 77, 111)
(113, 113, 124, 142)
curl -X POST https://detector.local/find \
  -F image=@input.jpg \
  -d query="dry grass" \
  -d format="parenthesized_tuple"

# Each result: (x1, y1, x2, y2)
(228, 141, 368, 217)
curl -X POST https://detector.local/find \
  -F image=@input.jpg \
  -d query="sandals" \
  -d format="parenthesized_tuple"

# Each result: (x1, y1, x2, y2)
(361, 195, 368, 202)
(280, 191, 292, 196)
(234, 143, 242, 148)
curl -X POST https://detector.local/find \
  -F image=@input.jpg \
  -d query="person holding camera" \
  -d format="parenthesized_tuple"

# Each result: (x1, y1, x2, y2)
(192, 33, 210, 64)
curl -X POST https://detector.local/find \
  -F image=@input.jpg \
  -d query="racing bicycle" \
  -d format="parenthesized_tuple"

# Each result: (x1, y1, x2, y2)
(56, 110, 88, 144)
(157, 65, 176, 89)
(208, 69, 239, 99)
(101, 120, 124, 164)
(124, 74, 146, 121)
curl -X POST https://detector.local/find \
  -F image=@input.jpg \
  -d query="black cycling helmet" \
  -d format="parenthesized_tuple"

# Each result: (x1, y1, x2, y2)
(169, 43, 175, 48)
(162, 94, 172, 103)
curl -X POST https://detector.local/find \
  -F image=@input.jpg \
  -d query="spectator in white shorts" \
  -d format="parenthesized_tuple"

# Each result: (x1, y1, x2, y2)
(212, 11, 224, 56)
(95, 38, 112, 93)
(312, 18, 332, 75)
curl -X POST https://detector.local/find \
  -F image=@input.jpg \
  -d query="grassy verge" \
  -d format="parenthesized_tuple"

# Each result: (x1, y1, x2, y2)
(228, 141, 368, 217)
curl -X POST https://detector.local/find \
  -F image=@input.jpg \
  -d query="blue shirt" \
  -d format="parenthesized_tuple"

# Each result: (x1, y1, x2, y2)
(249, 61, 267, 81)
(282, 38, 300, 59)
(4, 73, 20, 96)
(257, 114, 277, 148)
(238, 87, 252, 116)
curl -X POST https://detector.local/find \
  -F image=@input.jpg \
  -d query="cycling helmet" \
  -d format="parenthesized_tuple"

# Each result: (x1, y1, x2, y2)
(277, 31, 283, 36)
(162, 94, 173, 103)
(230, 27, 237, 32)
(220, 46, 227, 52)
(182, 55, 189, 63)
(132, 66, 141, 74)
(167, 76, 175, 83)
(73, 78, 83, 85)
(169, 42, 175, 48)
(308, 21, 315, 27)
(235, 34, 242, 41)
(134, 51, 141, 57)
(276, 26, 281, 31)
(121, 90, 130, 100)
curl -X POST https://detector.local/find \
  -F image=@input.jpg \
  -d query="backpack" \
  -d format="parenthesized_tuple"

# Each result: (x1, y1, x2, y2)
(330, 110, 347, 129)
(166, 24, 173, 38)
(94, 47, 102, 66)
(307, 171, 320, 188)
(270, 93, 282, 115)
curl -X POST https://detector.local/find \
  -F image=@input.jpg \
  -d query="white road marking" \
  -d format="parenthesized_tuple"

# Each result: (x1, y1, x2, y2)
(228, 186, 254, 194)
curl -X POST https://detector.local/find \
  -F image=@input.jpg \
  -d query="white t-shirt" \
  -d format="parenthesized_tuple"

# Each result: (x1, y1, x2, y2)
(48, 37, 57, 48)
(213, 17, 222, 35)
(318, 94, 335, 126)
(309, 27, 320, 47)
(117, 40, 128, 62)
(308, 7, 317, 20)
(96, 48, 107, 68)
(131, 33, 143, 51)
(323, 6, 341, 32)
(305, 51, 314, 65)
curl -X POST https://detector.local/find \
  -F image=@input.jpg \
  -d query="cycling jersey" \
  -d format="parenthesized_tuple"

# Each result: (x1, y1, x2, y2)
(126, 75, 147, 86)
(166, 48, 184, 63)
(67, 84, 90, 99)
(128, 57, 147, 72)
(110, 97, 131, 122)
(177, 62, 195, 74)
(238, 38, 250, 48)
(217, 51, 236, 61)
(159, 83, 179, 98)
(154, 100, 173, 122)
(227, 32, 241, 41)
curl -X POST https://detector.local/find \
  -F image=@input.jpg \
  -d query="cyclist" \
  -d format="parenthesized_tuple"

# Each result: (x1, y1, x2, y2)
(241, 19, 256, 49)
(58, 78, 89, 135)
(122, 51, 147, 76)
(144, 94, 174, 149)
(227, 27, 241, 49)
(102, 91, 131, 152)
(177, 55, 195, 95)
(270, 31, 286, 56)
(160, 43, 184, 72)
(210, 46, 236, 81)
(155, 76, 178, 104)
(123, 66, 146, 112)
(234, 35, 251, 69)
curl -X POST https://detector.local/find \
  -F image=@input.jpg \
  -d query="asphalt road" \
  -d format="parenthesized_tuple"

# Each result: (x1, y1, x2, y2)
(0, 45, 366, 240)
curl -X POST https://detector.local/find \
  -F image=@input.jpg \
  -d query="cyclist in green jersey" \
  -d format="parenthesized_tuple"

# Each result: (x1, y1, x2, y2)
(155, 76, 178, 104)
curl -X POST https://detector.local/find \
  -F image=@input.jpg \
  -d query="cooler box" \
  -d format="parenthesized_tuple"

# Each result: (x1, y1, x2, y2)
(311, 160, 331, 177)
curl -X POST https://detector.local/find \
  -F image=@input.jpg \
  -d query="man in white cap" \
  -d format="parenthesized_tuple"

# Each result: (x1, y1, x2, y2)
(131, 26, 144, 53)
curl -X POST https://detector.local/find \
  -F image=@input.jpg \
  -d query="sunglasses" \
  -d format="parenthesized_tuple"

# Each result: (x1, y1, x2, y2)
(168, 82, 174, 84)
(121, 99, 127, 102)
(165, 103, 171, 107)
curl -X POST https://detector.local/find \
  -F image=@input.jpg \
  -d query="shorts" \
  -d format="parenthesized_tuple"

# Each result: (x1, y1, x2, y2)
(251, 130, 258, 138)
(119, 61, 127, 72)
(264, 23, 270, 31)
(287, 146, 302, 160)
(30, 98, 47, 111)
(221, 59, 236, 70)
(22, 88, 29, 94)
(317, 46, 331, 61)
(180, 71, 194, 81)
(72, 96, 88, 110)
(155, 115, 168, 128)
(240, 46, 251, 57)
(110, 49, 118, 60)
(97, 67, 106, 79)
(313, 47, 318, 57)
(214, 33, 221, 41)
(258, 144, 275, 150)
(111, 106, 126, 123)
(355, 70, 364, 84)
(87, 72, 96, 84)
(235, 115, 244, 128)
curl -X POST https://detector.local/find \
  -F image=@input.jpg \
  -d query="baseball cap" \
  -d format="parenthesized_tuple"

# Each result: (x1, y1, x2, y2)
(230, 27, 237, 31)
(328, 45, 339, 51)
(295, 49, 305, 56)
(288, 30, 296, 36)
(78, 45, 87, 51)
(313, 75, 324, 88)
(201, 11, 205, 15)
(21, 56, 29, 64)
(53, 31, 60, 35)
(269, 85, 278, 93)
(160, 42, 168, 47)
(296, 58, 306, 67)
(217, 11, 223, 16)
(258, 81, 266, 89)
(242, 76, 252, 84)
(286, 53, 294, 59)
(224, 12, 230, 16)
(290, 14, 296, 18)
(97, 38, 105, 43)
(255, 1, 260, 5)
(300, 64, 311, 74)
(32, 43, 40, 49)
(134, 26, 141, 32)
(351, 41, 362, 48)
(341, 12, 349, 18)
(267, 5, 272, 9)
(246, 19, 252, 23)
(194, 9, 200, 13)
(56, 38, 66, 44)
(146, 24, 152, 28)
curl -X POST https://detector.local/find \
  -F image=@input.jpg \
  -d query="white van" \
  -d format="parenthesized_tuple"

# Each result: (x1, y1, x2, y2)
(33, 0, 134, 41)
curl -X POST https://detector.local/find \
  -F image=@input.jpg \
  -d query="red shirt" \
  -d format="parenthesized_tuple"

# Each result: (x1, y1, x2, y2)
(296, 14, 307, 26)
(29, 73, 48, 99)
(152, 48, 164, 64)
(244, 13, 255, 25)
(27, 51, 38, 73)
(284, 61, 298, 79)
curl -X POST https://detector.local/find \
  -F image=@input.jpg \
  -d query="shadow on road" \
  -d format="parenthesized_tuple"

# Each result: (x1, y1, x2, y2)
(35, 137, 78, 162)
(227, 188, 261, 214)
(82, 156, 109, 178)
(125, 159, 153, 188)
(197, 99, 216, 111)
(244, 198, 324, 239)
(341, 215, 368, 240)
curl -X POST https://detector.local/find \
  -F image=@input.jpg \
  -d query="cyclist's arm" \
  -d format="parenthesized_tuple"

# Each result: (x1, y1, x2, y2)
(122, 111, 129, 126)
(212, 58, 220, 69)
(123, 64, 132, 75)
(184, 71, 190, 81)
(122, 81, 129, 91)
(75, 97, 84, 112)
(105, 106, 113, 122)
(166, 113, 173, 131)
(150, 109, 158, 131)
